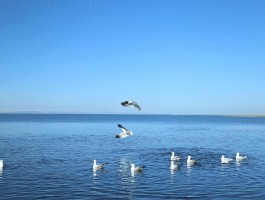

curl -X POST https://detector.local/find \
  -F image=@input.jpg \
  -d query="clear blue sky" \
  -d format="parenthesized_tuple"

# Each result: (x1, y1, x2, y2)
(1, 0, 265, 115)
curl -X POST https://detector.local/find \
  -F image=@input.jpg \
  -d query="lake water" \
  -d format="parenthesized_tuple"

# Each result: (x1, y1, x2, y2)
(0, 114, 265, 199)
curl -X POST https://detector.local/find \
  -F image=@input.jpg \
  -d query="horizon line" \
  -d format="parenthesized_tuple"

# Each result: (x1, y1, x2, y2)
(0, 112, 264, 117)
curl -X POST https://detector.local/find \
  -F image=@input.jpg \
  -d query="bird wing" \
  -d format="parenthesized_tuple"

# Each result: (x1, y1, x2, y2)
(98, 162, 108, 169)
(118, 132, 129, 138)
(117, 124, 129, 132)
(136, 166, 145, 172)
(121, 101, 129, 106)
(131, 101, 141, 111)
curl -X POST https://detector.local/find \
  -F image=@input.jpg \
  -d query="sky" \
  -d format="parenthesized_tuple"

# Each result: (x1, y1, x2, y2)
(0, 0, 265, 115)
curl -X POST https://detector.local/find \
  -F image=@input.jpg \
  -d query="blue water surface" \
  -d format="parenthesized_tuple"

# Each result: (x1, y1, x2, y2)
(0, 114, 265, 199)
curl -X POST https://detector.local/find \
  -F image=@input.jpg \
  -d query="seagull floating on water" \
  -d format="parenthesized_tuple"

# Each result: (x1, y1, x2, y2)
(170, 161, 181, 170)
(93, 159, 108, 172)
(0, 160, 3, 170)
(171, 152, 181, 161)
(131, 163, 145, 174)
(116, 124, 133, 138)
(236, 152, 247, 161)
(187, 156, 197, 165)
(121, 100, 141, 111)
(221, 155, 233, 164)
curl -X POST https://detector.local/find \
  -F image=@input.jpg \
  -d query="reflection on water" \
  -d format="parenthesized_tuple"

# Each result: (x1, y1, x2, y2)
(186, 165, 192, 175)
(131, 171, 135, 178)
(171, 167, 181, 176)
(118, 158, 131, 192)
(221, 162, 233, 169)
(221, 163, 230, 174)
(236, 161, 241, 167)
(118, 158, 129, 177)
(128, 192, 133, 200)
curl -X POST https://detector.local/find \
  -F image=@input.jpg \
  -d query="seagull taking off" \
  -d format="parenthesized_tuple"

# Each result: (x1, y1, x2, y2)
(121, 100, 141, 111)
(187, 156, 197, 165)
(131, 163, 145, 174)
(236, 152, 247, 161)
(116, 124, 133, 138)
(170, 161, 181, 170)
(171, 152, 181, 161)
(221, 155, 233, 164)
(93, 159, 108, 172)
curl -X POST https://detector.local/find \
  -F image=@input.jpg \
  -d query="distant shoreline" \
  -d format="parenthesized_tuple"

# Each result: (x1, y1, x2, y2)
(0, 113, 264, 117)
(221, 115, 265, 118)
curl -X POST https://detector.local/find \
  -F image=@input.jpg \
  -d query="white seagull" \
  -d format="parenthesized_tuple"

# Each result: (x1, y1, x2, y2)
(131, 163, 145, 174)
(0, 160, 3, 170)
(115, 124, 133, 138)
(171, 152, 181, 161)
(187, 155, 197, 165)
(93, 159, 108, 172)
(221, 155, 233, 164)
(236, 152, 247, 161)
(170, 161, 181, 170)
(121, 100, 141, 111)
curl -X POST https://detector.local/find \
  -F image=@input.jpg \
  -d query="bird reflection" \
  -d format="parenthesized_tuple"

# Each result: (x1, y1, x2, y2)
(186, 165, 192, 175)
(220, 163, 231, 172)
(171, 169, 176, 177)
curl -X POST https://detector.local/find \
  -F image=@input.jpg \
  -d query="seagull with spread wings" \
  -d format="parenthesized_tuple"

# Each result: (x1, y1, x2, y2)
(121, 100, 141, 111)
(115, 124, 133, 138)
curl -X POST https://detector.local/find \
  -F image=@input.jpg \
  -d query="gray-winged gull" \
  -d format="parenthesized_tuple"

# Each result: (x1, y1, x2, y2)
(187, 155, 198, 165)
(93, 159, 108, 172)
(121, 100, 141, 111)
(171, 152, 181, 161)
(0, 160, 3, 170)
(221, 155, 233, 164)
(236, 152, 247, 161)
(170, 161, 181, 170)
(131, 163, 145, 174)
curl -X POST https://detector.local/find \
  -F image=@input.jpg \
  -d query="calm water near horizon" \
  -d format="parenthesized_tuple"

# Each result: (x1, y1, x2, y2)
(0, 114, 265, 199)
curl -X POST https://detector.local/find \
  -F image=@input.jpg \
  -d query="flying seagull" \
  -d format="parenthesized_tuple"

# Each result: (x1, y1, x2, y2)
(236, 152, 247, 161)
(116, 124, 133, 138)
(221, 155, 233, 164)
(171, 152, 181, 161)
(121, 100, 141, 111)
(93, 159, 108, 172)
(187, 155, 198, 165)
(131, 163, 145, 174)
